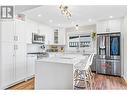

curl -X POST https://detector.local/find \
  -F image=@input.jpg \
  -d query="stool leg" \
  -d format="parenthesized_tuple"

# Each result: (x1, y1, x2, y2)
(89, 67, 95, 89)
(74, 69, 79, 87)
(84, 70, 89, 89)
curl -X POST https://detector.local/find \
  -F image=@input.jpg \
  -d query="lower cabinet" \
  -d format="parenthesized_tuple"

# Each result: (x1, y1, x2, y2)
(27, 54, 37, 78)
(0, 43, 15, 89)
(15, 43, 27, 82)
(0, 43, 27, 89)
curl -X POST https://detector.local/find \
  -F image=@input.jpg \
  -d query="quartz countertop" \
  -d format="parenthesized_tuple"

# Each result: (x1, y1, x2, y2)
(36, 54, 89, 65)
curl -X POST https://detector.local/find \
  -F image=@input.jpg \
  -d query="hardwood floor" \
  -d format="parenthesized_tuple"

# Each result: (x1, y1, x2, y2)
(7, 78, 34, 90)
(7, 74, 127, 90)
(93, 74, 127, 90)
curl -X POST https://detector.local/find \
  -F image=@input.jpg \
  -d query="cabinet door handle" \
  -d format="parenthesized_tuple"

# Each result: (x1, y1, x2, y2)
(16, 45, 18, 50)
(14, 45, 16, 50)
(16, 36, 19, 41)
(14, 45, 18, 50)
(106, 28, 110, 32)
(14, 36, 16, 41)
(14, 36, 18, 41)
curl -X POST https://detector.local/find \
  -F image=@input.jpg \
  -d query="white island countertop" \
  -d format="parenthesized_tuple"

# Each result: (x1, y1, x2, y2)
(35, 53, 89, 90)
(36, 54, 88, 65)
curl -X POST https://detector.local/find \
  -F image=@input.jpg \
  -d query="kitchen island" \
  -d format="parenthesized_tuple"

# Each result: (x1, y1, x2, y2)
(35, 53, 88, 90)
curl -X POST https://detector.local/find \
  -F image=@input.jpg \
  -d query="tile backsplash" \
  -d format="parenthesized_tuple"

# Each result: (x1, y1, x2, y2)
(27, 44, 45, 53)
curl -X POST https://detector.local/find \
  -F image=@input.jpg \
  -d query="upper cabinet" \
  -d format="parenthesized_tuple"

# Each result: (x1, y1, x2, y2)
(49, 28, 66, 45)
(15, 19, 38, 44)
(108, 19, 121, 32)
(15, 20, 27, 43)
(96, 18, 122, 34)
(0, 21, 14, 43)
(25, 20, 38, 44)
(58, 28, 66, 45)
(37, 24, 53, 45)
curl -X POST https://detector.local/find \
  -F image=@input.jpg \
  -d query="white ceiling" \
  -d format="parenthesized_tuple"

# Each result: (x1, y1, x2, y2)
(18, 5, 127, 28)
(15, 5, 40, 14)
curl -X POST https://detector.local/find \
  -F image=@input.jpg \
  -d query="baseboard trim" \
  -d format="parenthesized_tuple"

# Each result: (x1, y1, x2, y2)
(2, 75, 34, 90)
(4, 79, 26, 90)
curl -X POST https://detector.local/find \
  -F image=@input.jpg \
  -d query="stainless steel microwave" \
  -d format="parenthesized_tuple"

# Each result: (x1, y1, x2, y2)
(32, 33, 45, 44)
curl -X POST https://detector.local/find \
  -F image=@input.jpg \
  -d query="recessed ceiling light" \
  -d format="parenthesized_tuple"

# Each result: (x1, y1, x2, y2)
(71, 21, 74, 24)
(109, 16, 113, 18)
(58, 24, 61, 26)
(38, 14, 42, 17)
(49, 19, 53, 23)
(88, 19, 92, 22)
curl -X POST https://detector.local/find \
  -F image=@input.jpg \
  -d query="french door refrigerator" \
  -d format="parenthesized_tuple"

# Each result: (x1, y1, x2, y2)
(96, 32, 121, 76)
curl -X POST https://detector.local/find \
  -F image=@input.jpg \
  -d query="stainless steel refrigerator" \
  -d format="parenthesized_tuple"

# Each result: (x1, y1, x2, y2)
(96, 32, 121, 76)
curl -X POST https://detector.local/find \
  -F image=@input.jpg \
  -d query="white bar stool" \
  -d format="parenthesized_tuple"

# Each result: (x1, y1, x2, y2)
(74, 54, 95, 89)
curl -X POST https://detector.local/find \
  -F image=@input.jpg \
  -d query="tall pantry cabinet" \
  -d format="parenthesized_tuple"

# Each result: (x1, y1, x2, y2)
(14, 20, 27, 83)
(0, 19, 27, 89)
(0, 20, 15, 89)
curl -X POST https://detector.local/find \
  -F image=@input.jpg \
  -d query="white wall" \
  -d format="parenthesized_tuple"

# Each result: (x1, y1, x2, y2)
(123, 15, 127, 80)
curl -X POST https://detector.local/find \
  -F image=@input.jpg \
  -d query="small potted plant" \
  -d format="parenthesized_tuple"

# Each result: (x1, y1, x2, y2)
(91, 32, 97, 40)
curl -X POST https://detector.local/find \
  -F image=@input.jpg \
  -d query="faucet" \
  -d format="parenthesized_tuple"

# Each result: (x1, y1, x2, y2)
(76, 47, 80, 53)
(83, 49, 85, 55)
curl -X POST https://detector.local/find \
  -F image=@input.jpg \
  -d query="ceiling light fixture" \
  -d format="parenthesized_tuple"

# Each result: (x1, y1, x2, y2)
(49, 19, 53, 23)
(38, 14, 42, 17)
(58, 24, 61, 26)
(59, 5, 72, 19)
(75, 24, 79, 31)
(88, 19, 92, 22)
(71, 21, 74, 24)
(109, 16, 113, 18)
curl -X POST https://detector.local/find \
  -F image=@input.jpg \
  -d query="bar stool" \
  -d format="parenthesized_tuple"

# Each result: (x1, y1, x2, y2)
(86, 53, 95, 89)
(74, 54, 95, 89)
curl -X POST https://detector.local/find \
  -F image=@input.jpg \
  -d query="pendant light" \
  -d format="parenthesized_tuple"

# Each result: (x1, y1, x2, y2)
(75, 24, 79, 31)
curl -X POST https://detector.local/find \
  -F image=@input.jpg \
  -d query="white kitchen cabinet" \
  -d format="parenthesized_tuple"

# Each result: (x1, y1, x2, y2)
(96, 19, 122, 34)
(37, 24, 53, 45)
(58, 28, 66, 45)
(27, 54, 37, 78)
(49, 28, 66, 45)
(25, 20, 38, 44)
(15, 20, 27, 43)
(109, 19, 121, 32)
(0, 43, 15, 89)
(0, 18, 54, 89)
(15, 43, 27, 82)
(0, 20, 27, 89)
(0, 21, 14, 43)
(0, 43, 27, 89)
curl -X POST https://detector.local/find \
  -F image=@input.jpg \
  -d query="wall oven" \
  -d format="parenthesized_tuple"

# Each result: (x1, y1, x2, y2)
(32, 33, 45, 44)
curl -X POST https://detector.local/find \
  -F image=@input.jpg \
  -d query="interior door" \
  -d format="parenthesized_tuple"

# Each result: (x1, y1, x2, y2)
(15, 43, 27, 82)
